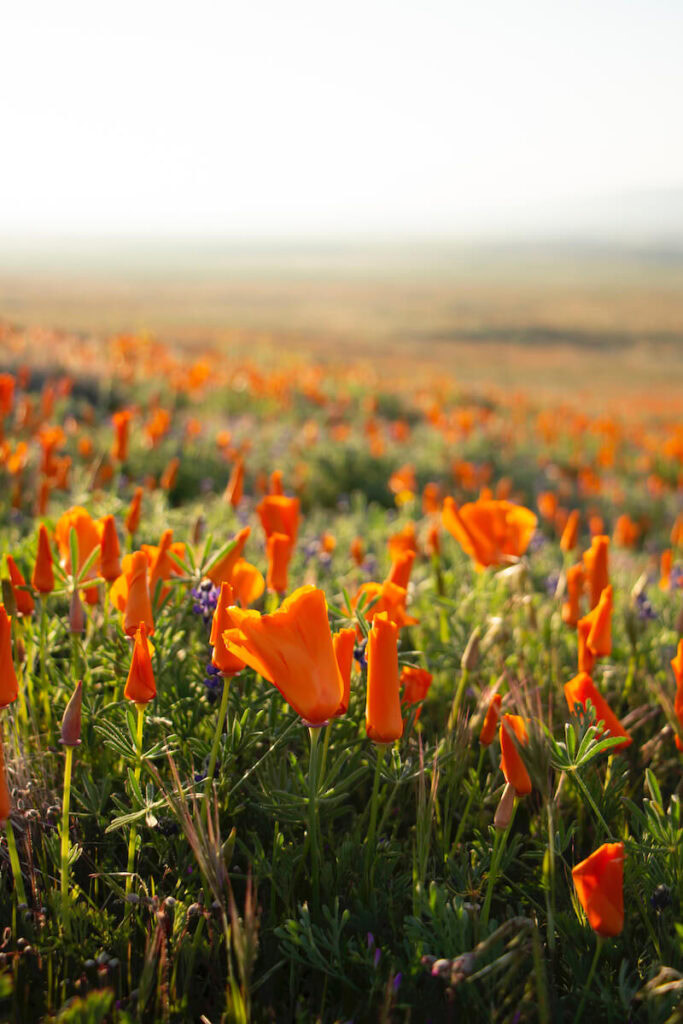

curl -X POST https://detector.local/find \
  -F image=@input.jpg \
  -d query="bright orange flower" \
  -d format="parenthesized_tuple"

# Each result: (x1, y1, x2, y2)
(499, 714, 532, 795)
(111, 551, 154, 637)
(210, 583, 246, 676)
(257, 495, 300, 547)
(230, 559, 265, 607)
(223, 585, 343, 725)
(269, 469, 284, 495)
(0, 735, 10, 823)
(672, 515, 683, 547)
(112, 409, 132, 462)
(577, 616, 595, 674)
(564, 672, 632, 748)
(613, 514, 639, 548)
(589, 515, 604, 537)
(32, 524, 55, 594)
(333, 627, 356, 717)
(562, 564, 584, 628)
(353, 579, 417, 629)
(584, 585, 613, 658)
(442, 498, 537, 571)
(479, 693, 502, 746)
(422, 482, 441, 516)
(659, 549, 672, 591)
(124, 622, 156, 704)
(560, 509, 580, 552)
(142, 529, 185, 600)
(224, 458, 245, 506)
(320, 532, 336, 555)
(266, 533, 292, 595)
(6, 557, 35, 616)
(99, 515, 122, 582)
(125, 487, 143, 535)
(572, 842, 625, 936)
(537, 491, 558, 521)
(400, 665, 433, 721)
(583, 535, 609, 610)
(350, 537, 365, 566)
(389, 464, 416, 498)
(0, 374, 14, 419)
(672, 639, 683, 751)
(387, 550, 415, 590)
(0, 607, 18, 708)
(160, 456, 180, 491)
(387, 522, 417, 562)
(206, 527, 251, 586)
(366, 612, 403, 743)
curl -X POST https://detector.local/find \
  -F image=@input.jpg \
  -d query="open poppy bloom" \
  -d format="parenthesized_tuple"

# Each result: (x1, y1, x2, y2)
(257, 495, 300, 547)
(333, 627, 356, 717)
(672, 639, 683, 751)
(353, 579, 417, 629)
(210, 583, 246, 676)
(223, 585, 343, 726)
(400, 665, 433, 721)
(442, 498, 537, 570)
(563, 672, 632, 748)
(572, 842, 625, 936)
(366, 612, 403, 743)
(124, 622, 156, 704)
(0, 607, 18, 708)
(55, 506, 102, 603)
(206, 527, 251, 586)
(111, 551, 155, 636)
(499, 714, 532, 795)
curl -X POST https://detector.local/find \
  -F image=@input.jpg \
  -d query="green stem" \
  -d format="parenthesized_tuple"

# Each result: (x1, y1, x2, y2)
(452, 746, 485, 852)
(572, 936, 603, 1024)
(308, 727, 321, 910)
(203, 674, 231, 817)
(60, 745, 74, 923)
(125, 705, 145, 904)
(39, 599, 52, 736)
(364, 744, 386, 889)
(448, 668, 469, 731)
(318, 722, 332, 788)
(571, 770, 613, 839)
(480, 798, 517, 931)
(5, 818, 27, 908)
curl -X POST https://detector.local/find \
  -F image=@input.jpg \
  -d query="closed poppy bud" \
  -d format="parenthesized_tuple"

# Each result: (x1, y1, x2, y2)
(210, 583, 245, 676)
(266, 533, 292, 595)
(400, 665, 433, 721)
(365, 612, 403, 743)
(583, 536, 609, 610)
(562, 564, 584, 628)
(99, 515, 122, 582)
(563, 672, 632, 748)
(586, 585, 613, 657)
(123, 551, 154, 637)
(494, 781, 516, 830)
(160, 456, 180, 491)
(111, 410, 132, 462)
(659, 549, 672, 591)
(350, 537, 364, 566)
(125, 487, 143, 536)
(479, 693, 502, 746)
(333, 627, 356, 716)
(69, 589, 86, 635)
(32, 524, 55, 594)
(6, 556, 34, 616)
(387, 550, 415, 590)
(0, 736, 10, 824)
(577, 616, 595, 674)
(499, 714, 531, 795)
(224, 458, 244, 507)
(672, 639, 683, 751)
(560, 509, 580, 553)
(572, 841, 624, 936)
(61, 680, 83, 746)
(0, 607, 18, 708)
(269, 469, 284, 495)
(124, 622, 156, 704)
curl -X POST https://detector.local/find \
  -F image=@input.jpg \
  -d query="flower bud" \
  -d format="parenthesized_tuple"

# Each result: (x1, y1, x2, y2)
(461, 627, 480, 671)
(69, 589, 85, 634)
(61, 680, 83, 747)
(494, 781, 516, 830)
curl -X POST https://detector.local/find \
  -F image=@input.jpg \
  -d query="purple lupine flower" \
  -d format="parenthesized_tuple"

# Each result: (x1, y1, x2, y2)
(354, 639, 368, 670)
(635, 590, 657, 621)
(191, 580, 220, 626)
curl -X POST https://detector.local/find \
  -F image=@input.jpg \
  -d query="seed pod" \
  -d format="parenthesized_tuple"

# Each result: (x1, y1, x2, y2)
(61, 681, 83, 747)
(494, 781, 516, 830)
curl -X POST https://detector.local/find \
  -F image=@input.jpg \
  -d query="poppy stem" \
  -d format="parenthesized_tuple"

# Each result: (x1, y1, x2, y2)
(570, 769, 614, 840)
(203, 675, 231, 817)
(125, 705, 145, 906)
(572, 936, 603, 1024)
(452, 745, 485, 853)
(60, 745, 74, 929)
(308, 726, 321, 910)
(480, 797, 517, 931)
(5, 818, 27, 908)
(364, 743, 386, 889)
(448, 668, 469, 731)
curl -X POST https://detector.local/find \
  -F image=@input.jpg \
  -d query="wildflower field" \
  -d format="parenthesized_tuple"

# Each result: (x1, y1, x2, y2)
(0, 306, 682, 1024)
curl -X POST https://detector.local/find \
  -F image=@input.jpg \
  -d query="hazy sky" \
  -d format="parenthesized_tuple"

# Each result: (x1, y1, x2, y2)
(2, 0, 682, 237)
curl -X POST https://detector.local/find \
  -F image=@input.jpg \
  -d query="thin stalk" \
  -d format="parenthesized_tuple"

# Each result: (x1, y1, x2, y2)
(39, 599, 52, 735)
(572, 936, 603, 1024)
(448, 668, 469, 731)
(480, 798, 518, 931)
(125, 705, 145, 903)
(5, 819, 27, 907)
(570, 770, 613, 839)
(308, 727, 321, 910)
(60, 745, 74, 924)
(318, 721, 332, 787)
(364, 743, 386, 889)
(203, 674, 231, 818)
(452, 746, 485, 852)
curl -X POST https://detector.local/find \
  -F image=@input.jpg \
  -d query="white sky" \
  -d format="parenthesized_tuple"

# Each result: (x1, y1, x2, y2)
(1, 0, 682, 237)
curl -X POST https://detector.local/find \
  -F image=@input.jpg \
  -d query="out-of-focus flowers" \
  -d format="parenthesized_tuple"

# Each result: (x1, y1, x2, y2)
(442, 498, 537, 570)
(206, 527, 251, 586)
(479, 693, 502, 746)
(0, 607, 18, 708)
(672, 639, 683, 751)
(124, 622, 156, 704)
(257, 494, 300, 548)
(266, 533, 293, 595)
(387, 522, 417, 563)
(224, 458, 245, 507)
(125, 487, 143, 536)
(562, 564, 585, 628)
(6, 557, 34, 616)
(111, 551, 155, 636)
(112, 409, 132, 462)
(560, 509, 580, 552)
(350, 537, 365, 566)
(353, 579, 417, 629)
(99, 514, 122, 582)
(583, 535, 609, 609)
(160, 456, 180, 491)
(572, 842, 625, 936)
(564, 672, 632, 748)
(387, 550, 415, 590)
(32, 524, 55, 594)
(223, 585, 343, 725)
(400, 665, 433, 721)
(54, 506, 101, 604)
(366, 612, 403, 743)
(581, 585, 613, 658)
(613, 514, 639, 548)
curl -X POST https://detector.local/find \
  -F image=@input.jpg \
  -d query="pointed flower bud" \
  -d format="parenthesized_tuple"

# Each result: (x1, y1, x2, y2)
(61, 680, 83, 746)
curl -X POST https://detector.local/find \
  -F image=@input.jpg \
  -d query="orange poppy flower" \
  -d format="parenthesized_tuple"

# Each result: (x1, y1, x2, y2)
(223, 585, 343, 725)
(0, 735, 10, 823)
(672, 639, 683, 751)
(206, 527, 251, 586)
(32, 524, 55, 594)
(6, 557, 35, 616)
(537, 491, 558, 521)
(659, 549, 672, 591)
(257, 495, 300, 547)
(112, 409, 132, 462)
(99, 515, 122, 582)
(160, 456, 180, 491)
(387, 522, 417, 562)
(560, 509, 580, 553)
(499, 714, 532, 795)
(479, 693, 502, 746)
(124, 622, 156, 704)
(564, 672, 632, 748)
(400, 665, 433, 721)
(0, 607, 18, 708)
(269, 469, 284, 495)
(353, 579, 417, 629)
(613, 514, 639, 548)
(583, 535, 609, 610)
(110, 551, 154, 636)
(54, 506, 101, 603)
(224, 458, 245, 507)
(0, 374, 14, 419)
(210, 583, 246, 676)
(671, 515, 683, 547)
(577, 616, 595, 674)
(142, 529, 185, 600)
(583, 585, 613, 658)
(266, 533, 292, 595)
(387, 550, 415, 590)
(442, 498, 537, 571)
(572, 842, 625, 936)
(230, 559, 265, 607)
(125, 487, 143, 535)
(333, 627, 356, 717)
(350, 537, 365, 566)
(365, 612, 403, 743)
(562, 564, 584, 628)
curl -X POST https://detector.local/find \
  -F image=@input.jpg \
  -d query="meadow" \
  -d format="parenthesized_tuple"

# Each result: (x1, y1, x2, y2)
(0, 246, 682, 1023)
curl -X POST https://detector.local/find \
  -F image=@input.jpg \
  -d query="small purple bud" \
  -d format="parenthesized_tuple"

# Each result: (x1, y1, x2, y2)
(367, 932, 375, 950)
(374, 948, 381, 968)
(392, 972, 402, 993)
